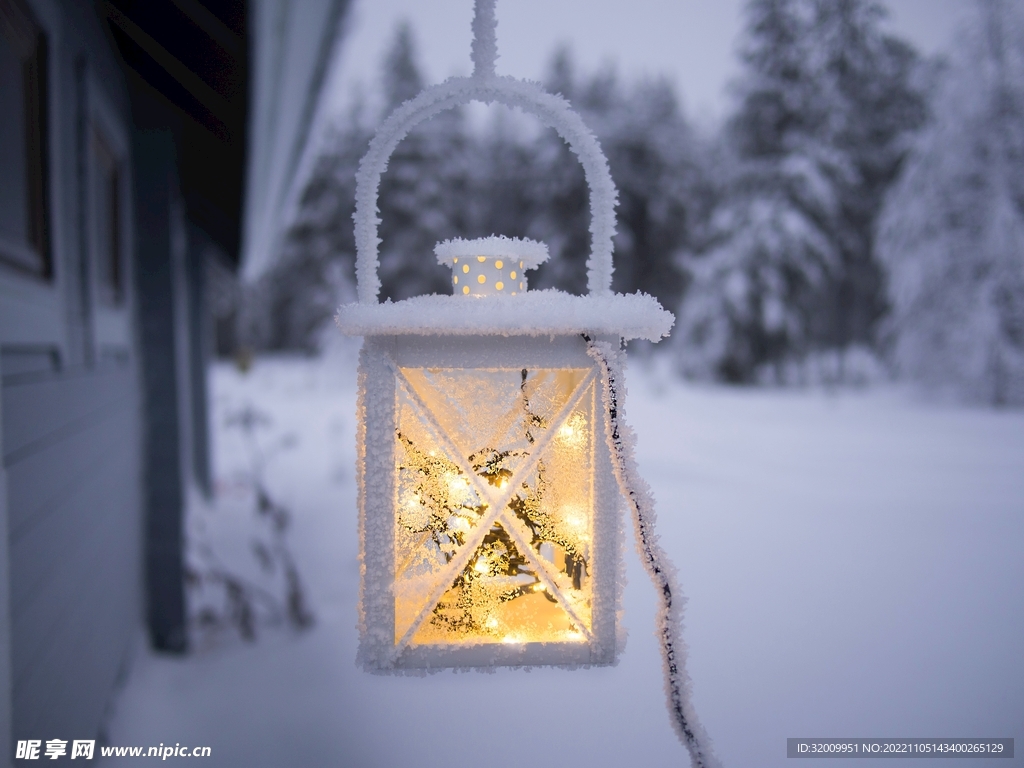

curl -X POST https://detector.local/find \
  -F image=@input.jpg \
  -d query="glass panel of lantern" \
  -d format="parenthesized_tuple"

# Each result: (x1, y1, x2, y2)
(358, 326, 623, 670)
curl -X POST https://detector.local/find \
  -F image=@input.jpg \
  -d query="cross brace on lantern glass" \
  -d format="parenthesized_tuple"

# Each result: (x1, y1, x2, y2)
(358, 335, 622, 669)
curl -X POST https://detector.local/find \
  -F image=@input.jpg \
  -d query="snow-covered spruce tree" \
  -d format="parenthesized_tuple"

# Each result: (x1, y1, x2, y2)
(529, 48, 713, 312)
(240, 22, 475, 350)
(238, 101, 368, 353)
(676, 0, 925, 382)
(878, 0, 1024, 405)
(375, 23, 476, 302)
(603, 76, 716, 313)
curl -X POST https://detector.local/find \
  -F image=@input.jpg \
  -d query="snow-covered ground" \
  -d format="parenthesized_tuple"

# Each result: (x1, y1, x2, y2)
(101, 346, 1024, 767)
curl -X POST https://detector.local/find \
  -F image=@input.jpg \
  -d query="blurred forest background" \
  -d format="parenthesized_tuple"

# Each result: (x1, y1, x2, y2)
(216, 0, 1024, 406)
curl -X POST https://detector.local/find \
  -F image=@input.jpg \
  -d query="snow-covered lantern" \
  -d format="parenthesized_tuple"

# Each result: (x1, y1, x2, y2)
(336, 1, 673, 672)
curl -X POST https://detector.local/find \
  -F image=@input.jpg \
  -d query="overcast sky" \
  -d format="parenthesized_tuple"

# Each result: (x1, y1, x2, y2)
(326, 0, 971, 128)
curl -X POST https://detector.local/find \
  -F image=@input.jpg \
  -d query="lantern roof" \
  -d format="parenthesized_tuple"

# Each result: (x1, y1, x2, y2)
(434, 236, 549, 268)
(335, 290, 673, 341)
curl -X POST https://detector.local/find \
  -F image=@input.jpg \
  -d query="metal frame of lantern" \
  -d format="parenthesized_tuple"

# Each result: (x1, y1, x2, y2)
(358, 330, 623, 669)
(337, 1, 674, 672)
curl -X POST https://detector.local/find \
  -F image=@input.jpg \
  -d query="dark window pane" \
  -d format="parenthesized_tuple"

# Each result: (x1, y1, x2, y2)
(93, 130, 122, 304)
(0, 24, 29, 246)
(0, 0, 49, 276)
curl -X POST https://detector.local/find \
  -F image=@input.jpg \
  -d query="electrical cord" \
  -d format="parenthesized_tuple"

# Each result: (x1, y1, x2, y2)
(584, 334, 722, 768)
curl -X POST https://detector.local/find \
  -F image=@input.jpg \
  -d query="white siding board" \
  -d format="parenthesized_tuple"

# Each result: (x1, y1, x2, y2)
(12, 450, 139, 741)
(6, 408, 125, 538)
(11, 472, 130, 685)
(8, 424, 132, 617)
(2, 364, 133, 462)
(14, 503, 135, 738)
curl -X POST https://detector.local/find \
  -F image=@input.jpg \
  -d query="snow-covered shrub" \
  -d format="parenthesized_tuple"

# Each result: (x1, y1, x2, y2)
(188, 403, 314, 643)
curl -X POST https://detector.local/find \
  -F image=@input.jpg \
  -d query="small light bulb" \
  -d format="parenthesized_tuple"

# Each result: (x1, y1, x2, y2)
(462, 264, 470, 274)
(477, 274, 486, 284)
(495, 281, 504, 291)
(495, 260, 503, 269)
(510, 271, 517, 279)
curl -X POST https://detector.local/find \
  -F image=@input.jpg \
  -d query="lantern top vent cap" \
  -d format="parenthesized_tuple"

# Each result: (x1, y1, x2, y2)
(434, 236, 549, 269)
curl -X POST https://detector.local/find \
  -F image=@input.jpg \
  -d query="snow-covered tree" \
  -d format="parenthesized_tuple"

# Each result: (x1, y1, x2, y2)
(242, 22, 472, 349)
(528, 49, 713, 310)
(239, 99, 369, 352)
(677, 0, 925, 382)
(375, 23, 476, 301)
(878, 0, 1024, 405)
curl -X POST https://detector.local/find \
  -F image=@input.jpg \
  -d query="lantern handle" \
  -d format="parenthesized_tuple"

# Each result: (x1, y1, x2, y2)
(353, 74, 618, 303)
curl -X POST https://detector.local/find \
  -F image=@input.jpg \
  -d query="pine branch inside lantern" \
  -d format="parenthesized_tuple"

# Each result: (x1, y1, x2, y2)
(392, 366, 596, 648)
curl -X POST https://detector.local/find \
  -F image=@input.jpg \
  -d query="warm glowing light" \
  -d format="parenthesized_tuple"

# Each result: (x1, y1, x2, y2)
(477, 256, 486, 262)
(462, 264, 470, 273)
(510, 271, 517, 279)
(462, 286, 470, 294)
(565, 514, 587, 535)
(453, 276, 459, 284)
(446, 473, 470, 496)
(495, 260, 503, 269)
(478, 274, 486, 284)
(556, 412, 588, 449)
(495, 281, 504, 291)
(387, 365, 601, 661)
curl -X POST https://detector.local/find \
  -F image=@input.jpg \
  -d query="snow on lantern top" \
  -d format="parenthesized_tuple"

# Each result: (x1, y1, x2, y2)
(435, 236, 549, 269)
(435, 236, 548, 297)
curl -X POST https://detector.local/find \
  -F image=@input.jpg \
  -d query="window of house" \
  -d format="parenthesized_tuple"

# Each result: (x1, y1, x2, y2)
(92, 129, 123, 304)
(0, 0, 50, 277)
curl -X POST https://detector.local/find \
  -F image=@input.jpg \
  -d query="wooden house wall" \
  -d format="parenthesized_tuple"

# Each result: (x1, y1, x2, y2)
(2, 357, 142, 742)
(1, 0, 144, 751)
(0, 0, 234, 756)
